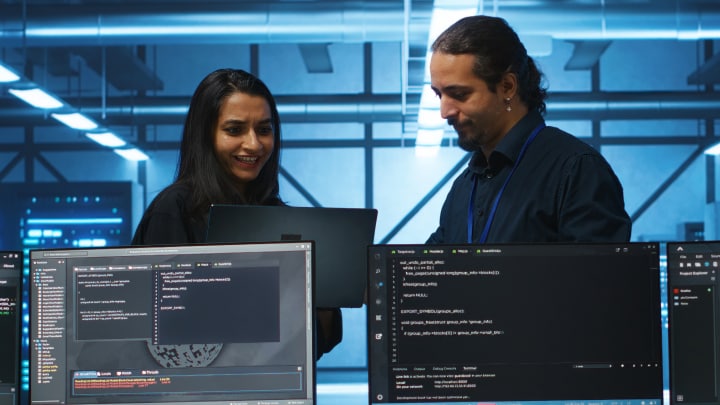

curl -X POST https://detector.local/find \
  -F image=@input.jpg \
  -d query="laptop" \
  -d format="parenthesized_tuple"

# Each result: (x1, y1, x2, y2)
(206, 204, 378, 308)
(367, 242, 663, 405)
(666, 241, 720, 405)
(0, 251, 22, 405)
(29, 241, 316, 405)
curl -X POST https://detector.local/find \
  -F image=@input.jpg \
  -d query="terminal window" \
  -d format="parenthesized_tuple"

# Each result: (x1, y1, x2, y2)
(368, 243, 663, 405)
(30, 243, 314, 405)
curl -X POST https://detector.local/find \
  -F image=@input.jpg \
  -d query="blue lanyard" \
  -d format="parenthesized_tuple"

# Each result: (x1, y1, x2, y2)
(467, 123, 546, 243)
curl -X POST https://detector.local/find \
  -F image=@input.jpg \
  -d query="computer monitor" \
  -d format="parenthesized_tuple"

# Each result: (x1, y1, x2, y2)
(666, 241, 720, 405)
(0, 251, 22, 405)
(30, 241, 316, 405)
(368, 242, 663, 405)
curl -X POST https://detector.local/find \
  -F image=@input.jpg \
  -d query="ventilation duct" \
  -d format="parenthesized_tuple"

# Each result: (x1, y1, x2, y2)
(0, 92, 718, 126)
(0, 3, 424, 46)
(1, 2, 720, 46)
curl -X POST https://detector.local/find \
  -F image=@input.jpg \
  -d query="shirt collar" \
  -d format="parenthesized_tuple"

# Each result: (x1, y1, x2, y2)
(469, 110, 545, 174)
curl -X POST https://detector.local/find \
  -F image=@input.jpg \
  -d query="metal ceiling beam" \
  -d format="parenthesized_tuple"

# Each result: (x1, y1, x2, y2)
(298, 44, 333, 74)
(24, 48, 78, 76)
(73, 47, 163, 91)
(565, 41, 612, 71)
(688, 51, 720, 85)
(0, 91, 719, 126)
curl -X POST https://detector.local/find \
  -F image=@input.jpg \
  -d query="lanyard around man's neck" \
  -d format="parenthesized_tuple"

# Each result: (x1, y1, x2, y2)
(467, 123, 546, 243)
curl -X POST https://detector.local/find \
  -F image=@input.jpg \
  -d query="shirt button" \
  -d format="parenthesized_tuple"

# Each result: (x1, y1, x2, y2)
(477, 210, 484, 217)
(485, 172, 493, 179)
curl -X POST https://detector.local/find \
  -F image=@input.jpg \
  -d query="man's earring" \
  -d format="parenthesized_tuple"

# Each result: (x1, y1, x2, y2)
(504, 97, 512, 112)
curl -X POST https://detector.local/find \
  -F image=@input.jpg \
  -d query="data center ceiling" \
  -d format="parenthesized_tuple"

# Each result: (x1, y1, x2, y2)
(1, 0, 720, 131)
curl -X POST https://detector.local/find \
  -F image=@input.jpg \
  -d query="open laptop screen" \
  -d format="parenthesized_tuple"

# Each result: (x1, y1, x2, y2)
(30, 241, 315, 405)
(368, 242, 662, 405)
(206, 204, 378, 308)
(666, 241, 720, 405)
(0, 251, 22, 405)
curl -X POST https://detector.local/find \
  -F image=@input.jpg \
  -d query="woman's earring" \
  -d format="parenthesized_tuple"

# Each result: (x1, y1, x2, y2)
(504, 97, 512, 112)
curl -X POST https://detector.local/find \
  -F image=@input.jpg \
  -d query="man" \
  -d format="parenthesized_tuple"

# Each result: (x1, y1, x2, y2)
(426, 15, 631, 244)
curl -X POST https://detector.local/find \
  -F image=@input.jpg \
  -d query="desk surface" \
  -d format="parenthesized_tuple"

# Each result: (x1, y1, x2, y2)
(317, 370, 367, 405)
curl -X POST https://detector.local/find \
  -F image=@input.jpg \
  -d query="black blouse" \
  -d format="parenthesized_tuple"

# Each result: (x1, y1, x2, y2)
(132, 183, 342, 359)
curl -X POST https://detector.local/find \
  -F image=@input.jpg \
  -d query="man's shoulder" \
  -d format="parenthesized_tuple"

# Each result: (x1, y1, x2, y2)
(539, 126, 602, 156)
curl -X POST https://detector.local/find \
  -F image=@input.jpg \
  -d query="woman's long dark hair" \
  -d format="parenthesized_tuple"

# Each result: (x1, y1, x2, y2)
(432, 15, 547, 114)
(175, 68, 283, 219)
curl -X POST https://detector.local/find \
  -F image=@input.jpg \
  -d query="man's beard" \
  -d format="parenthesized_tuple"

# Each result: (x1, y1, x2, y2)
(452, 120, 482, 152)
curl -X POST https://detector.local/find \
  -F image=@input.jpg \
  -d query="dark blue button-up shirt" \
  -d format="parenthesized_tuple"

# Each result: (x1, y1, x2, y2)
(427, 111, 631, 244)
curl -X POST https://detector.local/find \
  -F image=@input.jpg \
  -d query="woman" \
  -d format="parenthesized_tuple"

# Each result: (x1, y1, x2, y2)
(132, 68, 342, 359)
